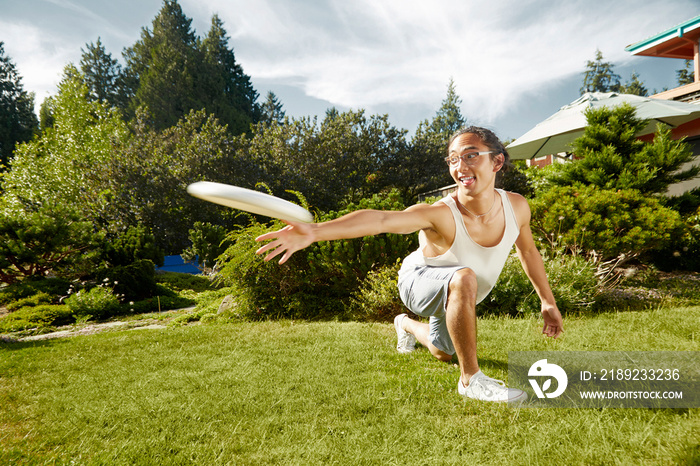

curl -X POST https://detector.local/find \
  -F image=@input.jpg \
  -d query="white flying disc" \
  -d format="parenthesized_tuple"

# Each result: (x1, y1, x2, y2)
(187, 181, 313, 223)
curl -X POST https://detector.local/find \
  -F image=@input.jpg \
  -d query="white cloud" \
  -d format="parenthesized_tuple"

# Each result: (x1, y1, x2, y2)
(187, 0, 693, 124)
(3, 0, 695, 130)
(1, 21, 71, 104)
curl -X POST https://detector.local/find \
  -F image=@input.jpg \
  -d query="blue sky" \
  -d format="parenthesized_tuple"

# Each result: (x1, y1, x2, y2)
(1, 0, 697, 140)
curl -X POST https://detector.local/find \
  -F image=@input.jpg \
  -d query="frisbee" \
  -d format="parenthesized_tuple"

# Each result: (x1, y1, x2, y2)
(187, 181, 314, 223)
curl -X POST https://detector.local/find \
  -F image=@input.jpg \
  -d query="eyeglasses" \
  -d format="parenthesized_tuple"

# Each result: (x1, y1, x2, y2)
(444, 151, 494, 166)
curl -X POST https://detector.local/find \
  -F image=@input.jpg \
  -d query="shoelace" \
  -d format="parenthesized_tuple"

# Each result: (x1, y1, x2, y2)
(398, 332, 413, 346)
(474, 375, 507, 392)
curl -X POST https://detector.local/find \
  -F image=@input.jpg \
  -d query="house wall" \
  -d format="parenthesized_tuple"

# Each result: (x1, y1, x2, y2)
(526, 153, 575, 168)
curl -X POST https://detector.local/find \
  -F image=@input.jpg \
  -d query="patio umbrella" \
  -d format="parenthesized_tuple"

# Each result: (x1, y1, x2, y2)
(506, 92, 700, 160)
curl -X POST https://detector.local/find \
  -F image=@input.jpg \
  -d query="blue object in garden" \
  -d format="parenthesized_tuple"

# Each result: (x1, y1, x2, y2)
(156, 255, 200, 274)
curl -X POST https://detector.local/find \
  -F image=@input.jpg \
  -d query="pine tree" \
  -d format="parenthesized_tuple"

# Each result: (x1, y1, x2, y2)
(399, 79, 466, 198)
(430, 78, 466, 136)
(80, 38, 124, 108)
(0, 42, 38, 169)
(201, 14, 259, 134)
(580, 49, 621, 94)
(261, 91, 285, 125)
(121, 2, 259, 133)
(552, 104, 699, 194)
(122, 0, 204, 130)
(620, 72, 648, 96)
(677, 60, 695, 86)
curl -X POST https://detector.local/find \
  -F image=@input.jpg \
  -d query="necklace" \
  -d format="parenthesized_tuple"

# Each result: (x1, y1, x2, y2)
(459, 191, 497, 219)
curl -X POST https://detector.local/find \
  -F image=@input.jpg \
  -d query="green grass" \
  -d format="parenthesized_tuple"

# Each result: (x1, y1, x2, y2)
(1, 306, 698, 465)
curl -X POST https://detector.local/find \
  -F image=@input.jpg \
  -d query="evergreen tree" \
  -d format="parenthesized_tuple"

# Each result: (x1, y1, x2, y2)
(0, 202, 102, 284)
(580, 49, 621, 94)
(201, 14, 259, 134)
(550, 104, 699, 194)
(80, 37, 124, 108)
(122, 0, 204, 130)
(0, 42, 38, 169)
(620, 72, 648, 96)
(261, 91, 286, 124)
(121, 2, 259, 133)
(397, 79, 467, 199)
(325, 107, 339, 120)
(430, 78, 466, 136)
(677, 60, 695, 86)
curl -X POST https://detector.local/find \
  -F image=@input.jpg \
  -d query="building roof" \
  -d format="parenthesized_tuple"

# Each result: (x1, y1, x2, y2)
(625, 15, 700, 59)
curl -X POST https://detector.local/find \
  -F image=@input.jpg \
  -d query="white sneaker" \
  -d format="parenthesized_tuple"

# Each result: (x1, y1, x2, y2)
(394, 313, 416, 353)
(458, 370, 527, 403)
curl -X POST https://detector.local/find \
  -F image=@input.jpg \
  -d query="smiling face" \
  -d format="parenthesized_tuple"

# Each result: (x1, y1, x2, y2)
(447, 132, 504, 197)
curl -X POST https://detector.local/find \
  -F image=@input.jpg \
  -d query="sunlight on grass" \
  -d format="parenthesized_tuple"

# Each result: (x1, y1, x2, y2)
(1, 307, 698, 464)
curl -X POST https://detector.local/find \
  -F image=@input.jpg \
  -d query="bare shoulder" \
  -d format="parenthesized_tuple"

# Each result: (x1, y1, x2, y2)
(404, 200, 453, 231)
(405, 199, 451, 217)
(504, 191, 532, 226)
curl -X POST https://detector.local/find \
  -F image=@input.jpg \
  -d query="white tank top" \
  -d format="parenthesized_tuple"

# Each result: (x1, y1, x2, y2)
(400, 189, 520, 304)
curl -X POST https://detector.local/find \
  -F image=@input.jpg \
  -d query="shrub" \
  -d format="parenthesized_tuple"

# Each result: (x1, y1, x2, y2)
(181, 222, 231, 272)
(552, 106, 698, 194)
(0, 202, 102, 284)
(647, 210, 700, 272)
(6, 291, 53, 312)
(308, 191, 418, 291)
(93, 259, 157, 301)
(103, 225, 164, 267)
(0, 278, 70, 306)
(65, 286, 120, 320)
(156, 272, 217, 293)
(498, 162, 533, 198)
(216, 189, 418, 320)
(216, 220, 316, 320)
(530, 185, 683, 262)
(0, 304, 74, 333)
(480, 252, 599, 316)
(346, 262, 404, 322)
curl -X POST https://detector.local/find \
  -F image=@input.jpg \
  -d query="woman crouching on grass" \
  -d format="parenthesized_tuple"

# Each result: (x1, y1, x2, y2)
(255, 126, 563, 403)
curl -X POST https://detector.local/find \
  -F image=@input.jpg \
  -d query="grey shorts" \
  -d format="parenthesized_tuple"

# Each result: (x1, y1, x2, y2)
(397, 264, 467, 356)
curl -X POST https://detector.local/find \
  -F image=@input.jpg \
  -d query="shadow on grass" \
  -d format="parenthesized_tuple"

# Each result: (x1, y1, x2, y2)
(0, 335, 72, 351)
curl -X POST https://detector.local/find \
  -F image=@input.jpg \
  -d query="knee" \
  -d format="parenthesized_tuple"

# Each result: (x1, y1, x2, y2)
(434, 351, 453, 363)
(449, 268, 477, 295)
(430, 346, 453, 363)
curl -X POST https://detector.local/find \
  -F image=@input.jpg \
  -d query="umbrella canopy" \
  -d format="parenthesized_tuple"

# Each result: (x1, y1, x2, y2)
(506, 92, 700, 160)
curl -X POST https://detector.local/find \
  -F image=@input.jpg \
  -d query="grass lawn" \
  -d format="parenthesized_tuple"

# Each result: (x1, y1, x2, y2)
(1, 306, 698, 464)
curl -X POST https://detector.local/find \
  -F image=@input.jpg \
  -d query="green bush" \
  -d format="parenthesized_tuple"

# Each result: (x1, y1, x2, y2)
(156, 272, 217, 293)
(6, 291, 53, 312)
(65, 286, 120, 320)
(0, 278, 70, 306)
(93, 259, 157, 301)
(346, 262, 404, 322)
(648, 210, 700, 272)
(308, 191, 418, 291)
(530, 185, 683, 261)
(181, 222, 231, 272)
(103, 225, 164, 267)
(216, 189, 418, 320)
(0, 304, 74, 333)
(0, 202, 102, 284)
(480, 252, 599, 316)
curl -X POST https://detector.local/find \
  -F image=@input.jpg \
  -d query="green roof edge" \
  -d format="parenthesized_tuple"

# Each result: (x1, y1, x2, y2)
(625, 15, 700, 53)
